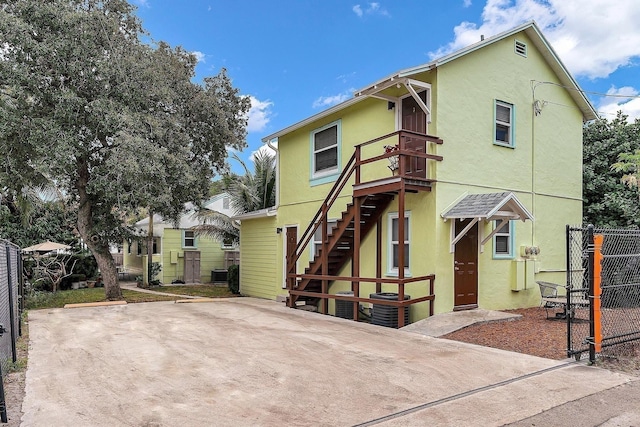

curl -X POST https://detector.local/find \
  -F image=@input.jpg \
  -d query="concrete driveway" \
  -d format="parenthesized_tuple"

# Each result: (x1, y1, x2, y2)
(22, 298, 635, 426)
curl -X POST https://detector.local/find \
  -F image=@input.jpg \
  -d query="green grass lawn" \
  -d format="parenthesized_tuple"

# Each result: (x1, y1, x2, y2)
(25, 285, 235, 310)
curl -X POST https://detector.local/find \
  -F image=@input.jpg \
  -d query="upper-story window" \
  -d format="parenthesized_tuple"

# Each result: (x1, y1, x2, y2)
(493, 220, 514, 259)
(495, 100, 514, 148)
(183, 230, 196, 248)
(310, 120, 341, 184)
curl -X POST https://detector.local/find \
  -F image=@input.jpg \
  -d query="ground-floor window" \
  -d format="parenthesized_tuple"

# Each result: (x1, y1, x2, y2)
(493, 220, 514, 258)
(388, 211, 410, 275)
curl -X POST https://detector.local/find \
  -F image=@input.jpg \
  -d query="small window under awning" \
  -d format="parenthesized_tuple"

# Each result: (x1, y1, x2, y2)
(441, 192, 534, 252)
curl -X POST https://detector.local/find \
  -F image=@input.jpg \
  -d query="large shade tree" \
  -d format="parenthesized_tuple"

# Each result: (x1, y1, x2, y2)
(583, 113, 640, 227)
(0, 0, 250, 299)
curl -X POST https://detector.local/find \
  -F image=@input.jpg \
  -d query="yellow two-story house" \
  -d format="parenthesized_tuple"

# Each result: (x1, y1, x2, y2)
(236, 21, 597, 327)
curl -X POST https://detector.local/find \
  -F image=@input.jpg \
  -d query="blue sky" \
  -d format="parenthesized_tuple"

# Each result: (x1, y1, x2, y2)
(133, 0, 640, 173)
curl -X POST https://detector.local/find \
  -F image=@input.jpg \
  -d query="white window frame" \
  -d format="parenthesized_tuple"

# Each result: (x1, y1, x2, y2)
(311, 219, 338, 260)
(493, 220, 515, 259)
(387, 211, 411, 276)
(182, 230, 197, 249)
(494, 100, 515, 148)
(221, 237, 236, 250)
(310, 120, 341, 184)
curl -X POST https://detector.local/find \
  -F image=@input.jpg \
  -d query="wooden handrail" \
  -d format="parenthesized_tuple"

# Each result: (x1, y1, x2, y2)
(291, 152, 357, 267)
(287, 129, 444, 284)
(356, 130, 443, 148)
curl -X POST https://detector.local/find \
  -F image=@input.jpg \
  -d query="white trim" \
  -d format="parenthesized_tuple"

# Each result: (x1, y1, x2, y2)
(182, 230, 196, 249)
(491, 219, 514, 258)
(450, 218, 480, 253)
(310, 120, 341, 181)
(261, 21, 596, 147)
(232, 207, 277, 221)
(494, 100, 514, 147)
(397, 87, 432, 131)
(262, 97, 362, 143)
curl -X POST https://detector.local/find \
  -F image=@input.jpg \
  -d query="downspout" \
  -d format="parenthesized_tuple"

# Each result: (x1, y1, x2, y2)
(531, 82, 537, 246)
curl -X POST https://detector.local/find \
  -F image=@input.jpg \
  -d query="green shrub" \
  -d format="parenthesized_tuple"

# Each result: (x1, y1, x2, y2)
(227, 264, 239, 294)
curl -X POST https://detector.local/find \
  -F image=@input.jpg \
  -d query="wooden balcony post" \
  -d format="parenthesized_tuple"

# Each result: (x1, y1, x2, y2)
(376, 216, 382, 294)
(353, 197, 361, 321)
(398, 186, 406, 327)
(321, 202, 328, 315)
(355, 145, 361, 186)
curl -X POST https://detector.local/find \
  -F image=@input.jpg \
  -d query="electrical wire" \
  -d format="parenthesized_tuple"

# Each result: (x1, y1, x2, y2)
(532, 80, 640, 100)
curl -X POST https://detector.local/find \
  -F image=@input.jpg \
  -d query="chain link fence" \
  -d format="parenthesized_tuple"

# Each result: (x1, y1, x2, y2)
(567, 226, 640, 363)
(0, 239, 24, 422)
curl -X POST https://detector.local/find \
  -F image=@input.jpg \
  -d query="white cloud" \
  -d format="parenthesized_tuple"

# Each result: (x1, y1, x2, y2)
(246, 96, 273, 133)
(352, 2, 389, 18)
(312, 90, 354, 109)
(250, 143, 277, 162)
(463, 0, 473, 7)
(429, 0, 640, 79)
(598, 86, 640, 121)
(133, 0, 149, 7)
(192, 51, 206, 63)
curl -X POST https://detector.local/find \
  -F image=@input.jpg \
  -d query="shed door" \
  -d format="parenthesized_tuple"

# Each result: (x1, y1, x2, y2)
(454, 220, 478, 309)
(401, 91, 427, 178)
(184, 251, 201, 284)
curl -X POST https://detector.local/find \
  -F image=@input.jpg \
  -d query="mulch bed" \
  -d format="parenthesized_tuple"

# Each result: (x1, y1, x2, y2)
(442, 307, 569, 360)
(442, 306, 640, 375)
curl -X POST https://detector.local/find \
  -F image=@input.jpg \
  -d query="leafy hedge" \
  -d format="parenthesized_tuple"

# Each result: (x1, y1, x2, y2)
(227, 264, 239, 294)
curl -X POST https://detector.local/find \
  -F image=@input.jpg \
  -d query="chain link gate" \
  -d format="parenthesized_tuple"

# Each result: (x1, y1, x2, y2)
(567, 226, 640, 363)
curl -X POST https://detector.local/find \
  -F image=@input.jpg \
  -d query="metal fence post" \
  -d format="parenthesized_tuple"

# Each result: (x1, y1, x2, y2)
(17, 253, 23, 337)
(587, 224, 596, 364)
(566, 225, 571, 358)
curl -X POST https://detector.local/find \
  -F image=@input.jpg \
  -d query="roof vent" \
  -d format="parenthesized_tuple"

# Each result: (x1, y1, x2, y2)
(515, 40, 527, 57)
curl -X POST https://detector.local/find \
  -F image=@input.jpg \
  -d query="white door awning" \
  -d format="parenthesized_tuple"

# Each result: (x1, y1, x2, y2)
(441, 192, 534, 251)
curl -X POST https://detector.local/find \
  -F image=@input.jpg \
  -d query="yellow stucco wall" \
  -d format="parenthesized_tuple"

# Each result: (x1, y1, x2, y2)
(239, 30, 586, 320)
(429, 32, 584, 312)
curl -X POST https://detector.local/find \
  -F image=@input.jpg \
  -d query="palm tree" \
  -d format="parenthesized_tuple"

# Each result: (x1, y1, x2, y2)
(193, 150, 276, 244)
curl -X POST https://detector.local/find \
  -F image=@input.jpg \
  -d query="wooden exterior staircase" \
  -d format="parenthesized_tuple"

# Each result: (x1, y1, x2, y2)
(295, 194, 394, 304)
(286, 130, 443, 326)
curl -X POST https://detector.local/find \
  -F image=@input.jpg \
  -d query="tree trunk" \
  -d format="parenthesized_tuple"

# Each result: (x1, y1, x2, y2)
(76, 157, 123, 300)
(147, 208, 153, 286)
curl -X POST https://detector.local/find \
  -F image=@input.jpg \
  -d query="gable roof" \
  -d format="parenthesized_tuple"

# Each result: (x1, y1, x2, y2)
(262, 21, 596, 143)
(441, 192, 534, 222)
